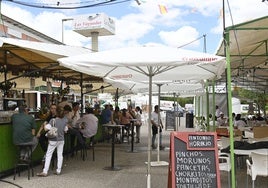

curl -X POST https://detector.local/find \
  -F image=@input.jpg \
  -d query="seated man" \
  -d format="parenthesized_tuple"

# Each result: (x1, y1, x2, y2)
(76, 107, 98, 144)
(217, 112, 227, 126)
(12, 105, 38, 161)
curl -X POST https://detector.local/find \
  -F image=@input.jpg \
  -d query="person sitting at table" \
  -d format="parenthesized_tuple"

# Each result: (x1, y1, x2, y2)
(255, 113, 266, 126)
(64, 105, 85, 157)
(113, 106, 121, 125)
(120, 108, 132, 143)
(113, 106, 122, 143)
(128, 105, 136, 119)
(69, 102, 81, 152)
(12, 105, 38, 161)
(101, 104, 114, 142)
(234, 114, 247, 131)
(217, 112, 227, 126)
(76, 107, 98, 145)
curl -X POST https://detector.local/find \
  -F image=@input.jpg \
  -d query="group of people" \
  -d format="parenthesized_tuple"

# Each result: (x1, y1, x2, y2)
(99, 104, 165, 150)
(100, 104, 143, 144)
(210, 105, 267, 130)
(11, 101, 167, 176)
(11, 99, 98, 177)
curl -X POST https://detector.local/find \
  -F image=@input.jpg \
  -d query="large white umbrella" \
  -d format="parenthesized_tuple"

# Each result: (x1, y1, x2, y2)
(104, 77, 205, 97)
(58, 45, 226, 188)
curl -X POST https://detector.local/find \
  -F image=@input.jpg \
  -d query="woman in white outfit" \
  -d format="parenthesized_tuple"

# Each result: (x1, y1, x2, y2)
(37, 106, 69, 176)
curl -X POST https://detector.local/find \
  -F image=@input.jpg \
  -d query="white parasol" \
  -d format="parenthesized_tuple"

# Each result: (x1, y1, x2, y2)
(58, 45, 226, 188)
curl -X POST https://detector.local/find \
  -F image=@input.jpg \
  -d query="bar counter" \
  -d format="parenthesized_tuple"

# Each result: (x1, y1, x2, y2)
(0, 120, 44, 176)
(0, 114, 104, 176)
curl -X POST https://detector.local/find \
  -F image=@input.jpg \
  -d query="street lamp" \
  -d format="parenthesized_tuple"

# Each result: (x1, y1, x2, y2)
(62, 18, 73, 43)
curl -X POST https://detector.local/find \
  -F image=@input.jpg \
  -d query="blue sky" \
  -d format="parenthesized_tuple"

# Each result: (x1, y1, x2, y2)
(2, 0, 268, 54)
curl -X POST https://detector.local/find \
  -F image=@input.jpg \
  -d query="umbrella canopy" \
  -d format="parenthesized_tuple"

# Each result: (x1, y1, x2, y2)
(58, 45, 226, 188)
(59, 46, 226, 82)
(103, 77, 205, 97)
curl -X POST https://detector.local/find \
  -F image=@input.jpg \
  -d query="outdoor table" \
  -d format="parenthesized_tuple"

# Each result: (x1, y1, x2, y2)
(234, 148, 268, 156)
(103, 124, 123, 171)
(127, 119, 138, 153)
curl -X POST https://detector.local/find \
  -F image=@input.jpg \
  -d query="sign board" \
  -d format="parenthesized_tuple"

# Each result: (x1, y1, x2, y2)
(165, 111, 175, 130)
(168, 132, 220, 188)
(73, 13, 115, 37)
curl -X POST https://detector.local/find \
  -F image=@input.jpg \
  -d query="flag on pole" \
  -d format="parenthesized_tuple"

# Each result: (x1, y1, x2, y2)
(158, 4, 168, 14)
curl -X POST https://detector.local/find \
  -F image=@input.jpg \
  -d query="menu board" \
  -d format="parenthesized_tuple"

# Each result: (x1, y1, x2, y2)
(165, 111, 175, 130)
(168, 132, 220, 188)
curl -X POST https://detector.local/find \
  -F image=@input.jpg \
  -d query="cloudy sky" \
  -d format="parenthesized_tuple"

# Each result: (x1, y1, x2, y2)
(1, 0, 268, 54)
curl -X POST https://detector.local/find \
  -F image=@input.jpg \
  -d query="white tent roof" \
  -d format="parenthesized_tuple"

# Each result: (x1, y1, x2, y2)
(216, 16, 268, 93)
(0, 37, 91, 60)
(0, 37, 107, 91)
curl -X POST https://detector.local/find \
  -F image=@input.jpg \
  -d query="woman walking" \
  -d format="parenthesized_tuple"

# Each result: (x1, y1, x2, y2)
(37, 106, 69, 176)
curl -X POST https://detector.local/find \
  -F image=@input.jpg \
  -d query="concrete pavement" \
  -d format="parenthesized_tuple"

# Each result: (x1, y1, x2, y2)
(1, 115, 268, 188)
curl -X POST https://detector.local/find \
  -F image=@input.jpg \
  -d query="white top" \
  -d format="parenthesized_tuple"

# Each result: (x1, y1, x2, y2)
(234, 120, 247, 131)
(215, 108, 221, 118)
(76, 113, 98, 138)
(151, 111, 161, 125)
(70, 110, 81, 127)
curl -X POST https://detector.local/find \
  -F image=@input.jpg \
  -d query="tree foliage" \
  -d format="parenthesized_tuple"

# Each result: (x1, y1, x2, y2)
(235, 87, 268, 115)
(160, 96, 194, 107)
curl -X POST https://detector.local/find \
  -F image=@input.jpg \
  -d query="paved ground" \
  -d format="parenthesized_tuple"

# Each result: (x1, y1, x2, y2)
(1, 115, 268, 188)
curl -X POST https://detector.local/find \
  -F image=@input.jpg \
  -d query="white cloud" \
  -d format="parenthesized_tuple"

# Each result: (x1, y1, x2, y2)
(159, 26, 199, 48)
(2, 0, 268, 53)
(211, 0, 268, 34)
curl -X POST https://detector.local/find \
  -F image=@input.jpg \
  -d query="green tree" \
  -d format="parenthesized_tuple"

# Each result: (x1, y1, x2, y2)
(235, 88, 267, 116)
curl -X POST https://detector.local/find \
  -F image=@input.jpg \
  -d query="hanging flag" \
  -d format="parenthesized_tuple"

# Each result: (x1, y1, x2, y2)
(218, 8, 223, 19)
(158, 4, 168, 14)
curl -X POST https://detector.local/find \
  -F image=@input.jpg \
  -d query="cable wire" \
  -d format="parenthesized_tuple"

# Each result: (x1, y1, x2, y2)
(177, 35, 206, 49)
(3, 0, 131, 9)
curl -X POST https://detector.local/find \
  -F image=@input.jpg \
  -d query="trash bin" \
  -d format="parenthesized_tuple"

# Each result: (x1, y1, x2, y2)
(186, 113, 194, 128)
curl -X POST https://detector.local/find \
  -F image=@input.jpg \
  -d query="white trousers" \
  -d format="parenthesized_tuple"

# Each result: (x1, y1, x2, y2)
(43, 140, 64, 174)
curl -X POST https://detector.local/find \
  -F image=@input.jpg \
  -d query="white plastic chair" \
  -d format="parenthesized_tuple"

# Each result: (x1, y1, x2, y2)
(219, 152, 231, 187)
(246, 152, 268, 188)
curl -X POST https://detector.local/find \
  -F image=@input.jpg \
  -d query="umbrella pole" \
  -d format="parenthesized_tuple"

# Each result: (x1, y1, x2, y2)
(147, 72, 152, 188)
(150, 84, 168, 167)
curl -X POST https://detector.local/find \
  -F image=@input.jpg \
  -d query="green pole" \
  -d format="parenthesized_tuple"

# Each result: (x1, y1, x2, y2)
(225, 31, 236, 188)
(212, 80, 216, 129)
(206, 80, 210, 131)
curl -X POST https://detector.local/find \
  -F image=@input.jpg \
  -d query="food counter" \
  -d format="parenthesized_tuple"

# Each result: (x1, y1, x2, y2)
(0, 120, 44, 176)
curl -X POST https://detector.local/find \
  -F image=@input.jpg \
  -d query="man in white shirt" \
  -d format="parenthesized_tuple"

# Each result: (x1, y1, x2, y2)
(151, 105, 164, 150)
(76, 107, 98, 139)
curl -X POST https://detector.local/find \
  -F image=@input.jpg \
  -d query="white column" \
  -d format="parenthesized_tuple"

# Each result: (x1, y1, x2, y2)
(91, 32, 99, 52)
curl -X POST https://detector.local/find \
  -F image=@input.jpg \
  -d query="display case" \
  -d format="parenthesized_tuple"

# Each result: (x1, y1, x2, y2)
(2, 97, 25, 111)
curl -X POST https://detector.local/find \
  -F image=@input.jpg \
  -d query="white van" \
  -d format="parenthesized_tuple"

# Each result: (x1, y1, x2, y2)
(240, 104, 263, 116)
